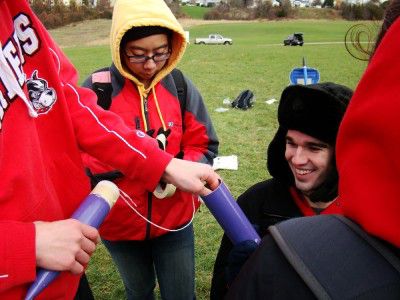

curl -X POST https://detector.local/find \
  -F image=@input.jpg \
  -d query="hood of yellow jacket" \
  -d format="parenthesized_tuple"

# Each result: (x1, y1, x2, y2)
(110, 0, 187, 93)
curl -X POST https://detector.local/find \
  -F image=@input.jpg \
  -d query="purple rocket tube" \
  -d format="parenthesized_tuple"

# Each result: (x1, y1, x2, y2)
(201, 181, 261, 245)
(25, 181, 119, 300)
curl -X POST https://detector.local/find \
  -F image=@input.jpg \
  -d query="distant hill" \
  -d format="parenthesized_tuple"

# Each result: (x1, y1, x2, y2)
(49, 9, 342, 48)
(49, 18, 261, 48)
(49, 19, 111, 48)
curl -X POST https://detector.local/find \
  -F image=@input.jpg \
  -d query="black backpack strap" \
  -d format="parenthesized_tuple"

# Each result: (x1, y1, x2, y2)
(92, 67, 187, 118)
(171, 68, 187, 127)
(269, 215, 400, 300)
(91, 67, 113, 110)
(269, 217, 331, 300)
(333, 215, 400, 273)
(87, 67, 123, 184)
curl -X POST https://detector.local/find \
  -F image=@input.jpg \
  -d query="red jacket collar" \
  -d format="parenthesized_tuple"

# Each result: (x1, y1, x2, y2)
(289, 187, 342, 216)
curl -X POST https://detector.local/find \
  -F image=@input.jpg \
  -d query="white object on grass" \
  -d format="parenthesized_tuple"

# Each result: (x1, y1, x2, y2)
(215, 107, 229, 113)
(213, 155, 238, 170)
(223, 98, 231, 105)
(265, 98, 277, 105)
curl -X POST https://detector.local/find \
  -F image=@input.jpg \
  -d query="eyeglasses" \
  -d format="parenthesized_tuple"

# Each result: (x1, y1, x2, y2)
(125, 51, 171, 64)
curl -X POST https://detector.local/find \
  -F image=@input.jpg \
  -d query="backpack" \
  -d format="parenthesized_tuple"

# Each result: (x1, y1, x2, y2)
(91, 67, 187, 118)
(85, 68, 187, 187)
(268, 215, 400, 299)
(231, 89, 254, 110)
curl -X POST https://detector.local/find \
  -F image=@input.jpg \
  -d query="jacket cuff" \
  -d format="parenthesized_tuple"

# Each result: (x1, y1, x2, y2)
(136, 148, 173, 192)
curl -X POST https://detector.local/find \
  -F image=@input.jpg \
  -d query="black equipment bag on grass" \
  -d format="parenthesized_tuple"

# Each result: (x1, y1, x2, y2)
(231, 89, 254, 110)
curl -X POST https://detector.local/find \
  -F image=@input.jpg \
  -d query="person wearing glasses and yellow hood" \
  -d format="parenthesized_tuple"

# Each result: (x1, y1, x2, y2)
(81, 0, 219, 299)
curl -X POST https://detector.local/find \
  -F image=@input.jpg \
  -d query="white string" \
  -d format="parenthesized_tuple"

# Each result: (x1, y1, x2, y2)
(47, 49, 197, 233)
(65, 83, 147, 159)
(119, 187, 198, 232)
(118, 188, 138, 208)
(48, 47, 148, 159)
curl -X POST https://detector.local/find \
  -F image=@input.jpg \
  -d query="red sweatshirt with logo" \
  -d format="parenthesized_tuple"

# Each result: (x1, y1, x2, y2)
(0, 0, 172, 298)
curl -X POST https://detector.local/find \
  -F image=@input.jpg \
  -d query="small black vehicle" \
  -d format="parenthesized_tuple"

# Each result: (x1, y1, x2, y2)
(283, 33, 304, 46)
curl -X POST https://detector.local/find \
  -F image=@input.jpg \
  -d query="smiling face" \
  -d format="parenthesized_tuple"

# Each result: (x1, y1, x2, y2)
(122, 34, 170, 88)
(285, 130, 335, 198)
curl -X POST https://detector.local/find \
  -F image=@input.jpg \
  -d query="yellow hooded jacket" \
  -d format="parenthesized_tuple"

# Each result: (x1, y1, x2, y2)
(82, 0, 219, 240)
(111, 0, 186, 93)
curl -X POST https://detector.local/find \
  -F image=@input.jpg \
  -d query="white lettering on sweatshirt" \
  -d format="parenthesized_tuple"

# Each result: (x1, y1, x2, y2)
(0, 13, 41, 128)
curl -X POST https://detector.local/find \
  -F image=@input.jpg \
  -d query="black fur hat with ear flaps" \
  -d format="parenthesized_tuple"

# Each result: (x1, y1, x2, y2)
(267, 82, 353, 199)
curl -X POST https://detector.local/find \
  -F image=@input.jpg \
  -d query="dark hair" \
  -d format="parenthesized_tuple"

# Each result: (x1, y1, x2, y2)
(120, 26, 173, 50)
(371, 0, 400, 59)
(345, 0, 400, 61)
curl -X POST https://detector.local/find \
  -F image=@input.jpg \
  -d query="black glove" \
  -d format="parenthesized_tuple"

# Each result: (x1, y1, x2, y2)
(225, 240, 259, 286)
(85, 168, 123, 189)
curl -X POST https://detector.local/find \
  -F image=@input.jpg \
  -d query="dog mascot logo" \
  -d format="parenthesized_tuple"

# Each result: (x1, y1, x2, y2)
(26, 70, 57, 114)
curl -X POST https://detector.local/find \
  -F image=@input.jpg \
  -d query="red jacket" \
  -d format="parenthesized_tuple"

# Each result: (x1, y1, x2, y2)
(82, 65, 219, 240)
(0, 1, 171, 298)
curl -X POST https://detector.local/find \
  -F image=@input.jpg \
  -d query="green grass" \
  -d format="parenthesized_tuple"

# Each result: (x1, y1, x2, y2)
(181, 5, 211, 19)
(64, 20, 372, 299)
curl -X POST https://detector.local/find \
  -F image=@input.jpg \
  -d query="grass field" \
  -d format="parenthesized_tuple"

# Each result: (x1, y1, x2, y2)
(61, 19, 374, 299)
(181, 5, 211, 19)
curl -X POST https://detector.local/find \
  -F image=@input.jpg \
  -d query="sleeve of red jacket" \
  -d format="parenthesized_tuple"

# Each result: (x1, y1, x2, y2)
(0, 7, 169, 295)
(0, 222, 36, 293)
(181, 77, 219, 165)
(45, 26, 172, 193)
(79, 73, 122, 176)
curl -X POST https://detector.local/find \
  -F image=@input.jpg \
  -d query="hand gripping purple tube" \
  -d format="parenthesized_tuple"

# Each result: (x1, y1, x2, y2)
(25, 181, 120, 300)
(201, 181, 261, 245)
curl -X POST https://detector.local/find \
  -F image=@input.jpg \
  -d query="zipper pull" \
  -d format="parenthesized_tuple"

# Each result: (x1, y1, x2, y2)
(135, 116, 141, 130)
(143, 96, 150, 129)
(143, 97, 148, 112)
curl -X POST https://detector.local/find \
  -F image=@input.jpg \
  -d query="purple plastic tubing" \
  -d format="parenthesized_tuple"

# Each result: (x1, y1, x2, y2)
(25, 194, 111, 300)
(201, 181, 261, 245)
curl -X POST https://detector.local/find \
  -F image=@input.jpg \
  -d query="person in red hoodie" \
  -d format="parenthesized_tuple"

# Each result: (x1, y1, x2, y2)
(224, 1, 400, 299)
(0, 0, 220, 299)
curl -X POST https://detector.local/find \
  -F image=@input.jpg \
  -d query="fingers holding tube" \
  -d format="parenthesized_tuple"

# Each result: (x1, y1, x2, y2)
(162, 158, 221, 195)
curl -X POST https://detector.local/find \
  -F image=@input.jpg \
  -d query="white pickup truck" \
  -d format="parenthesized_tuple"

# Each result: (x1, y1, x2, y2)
(194, 34, 233, 45)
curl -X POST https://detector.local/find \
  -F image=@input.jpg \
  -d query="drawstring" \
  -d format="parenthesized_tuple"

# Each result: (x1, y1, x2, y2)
(152, 86, 166, 131)
(139, 86, 166, 132)
(139, 92, 148, 132)
(0, 42, 38, 118)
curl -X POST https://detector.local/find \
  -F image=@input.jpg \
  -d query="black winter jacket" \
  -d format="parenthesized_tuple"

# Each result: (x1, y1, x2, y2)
(210, 178, 303, 299)
(225, 224, 400, 300)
